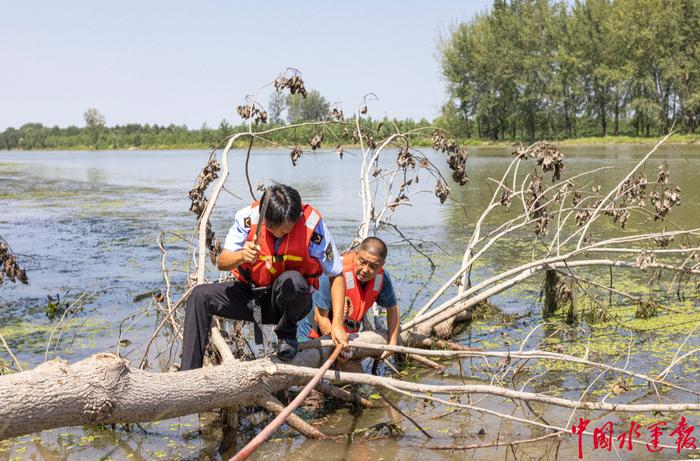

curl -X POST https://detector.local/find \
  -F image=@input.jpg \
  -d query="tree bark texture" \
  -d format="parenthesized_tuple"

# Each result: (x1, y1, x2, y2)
(0, 330, 406, 440)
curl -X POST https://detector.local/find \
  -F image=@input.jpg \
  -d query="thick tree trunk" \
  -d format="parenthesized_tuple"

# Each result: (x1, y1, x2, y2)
(0, 330, 428, 441)
(0, 353, 294, 441)
(600, 100, 607, 137)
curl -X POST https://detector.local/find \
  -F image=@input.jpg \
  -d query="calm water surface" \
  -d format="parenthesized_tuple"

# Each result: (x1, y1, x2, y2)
(1, 143, 700, 460)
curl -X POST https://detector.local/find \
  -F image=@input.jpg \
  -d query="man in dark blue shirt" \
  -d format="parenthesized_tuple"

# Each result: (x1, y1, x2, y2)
(297, 237, 400, 362)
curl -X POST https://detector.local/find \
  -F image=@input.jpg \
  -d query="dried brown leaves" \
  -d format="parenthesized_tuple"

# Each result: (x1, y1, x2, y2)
(396, 147, 416, 169)
(650, 186, 682, 220)
(432, 130, 469, 186)
(205, 222, 221, 265)
(435, 181, 450, 205)
(330, 106, 344, 122)
(0, 239, 27, 285)
(290, 147, 303, 166)
(653, 232, 674, 247)
(657, 162, 669, 185)
(188, 158, 221, 218)
(635, 249, 656, 272)
(500, 188, 513, 210)
(188, 158, 222, 264)
(274, 73, 307, 97)
(513, 142, 565, 181)
(236, 97, 268, 125)
(620, 175, 648, 206)
(308, 133, 323, 151)
(526, 173, 549, 235)
(351, 127, 377, 149)
(534, 142, 564, 181)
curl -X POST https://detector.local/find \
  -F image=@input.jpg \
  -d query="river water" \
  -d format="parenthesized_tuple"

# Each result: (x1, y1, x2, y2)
(1, 143, 699, 460)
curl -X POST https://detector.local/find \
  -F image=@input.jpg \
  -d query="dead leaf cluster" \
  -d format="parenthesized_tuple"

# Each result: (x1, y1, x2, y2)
(0, 239, 27, 285)
(431, 130, 469, 185)
(290, 147, 303, 166)
(500, 188, 513, 210)
(308, 134, 323, 151)
(330, 107, 344, 122)
(650, 186, 682, 220)
(657, 162, 669, 185)
(434, 180, 450, 204)
(205, 222, 221, 265)
(274, 74, 307, 97)
(513, 142, 565, 181)
(188, 158, 221, 218)
(635, 249, 656, 271)
(396, 147, 416, 169)
(236, 103, 268, 125)
(526, 173, 549, 236)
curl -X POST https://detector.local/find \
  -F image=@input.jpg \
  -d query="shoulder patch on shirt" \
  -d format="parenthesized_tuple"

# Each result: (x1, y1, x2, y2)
(324, 244, 334, 261)
(311, 231, 323, 245)
(243, 217, 252, 228)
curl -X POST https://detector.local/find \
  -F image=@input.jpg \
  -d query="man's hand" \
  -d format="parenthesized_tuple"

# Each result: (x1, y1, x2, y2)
(328, 274, 347, 349)
(331, 323, 348, 350)
(379, 305, 401, 362)
(340, 347, 354, 362)
(241, 241, 260, 263)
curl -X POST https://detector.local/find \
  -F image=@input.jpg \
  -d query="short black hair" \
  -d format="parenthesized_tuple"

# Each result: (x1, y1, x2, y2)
(262, 184, 302, 228)
(359, 236, 387, 260)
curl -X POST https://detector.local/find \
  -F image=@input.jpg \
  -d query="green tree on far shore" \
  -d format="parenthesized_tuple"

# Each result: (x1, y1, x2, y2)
(438, 0, 700, 141)
(84, 108, 106, 146)
(286, 90, 330, 123)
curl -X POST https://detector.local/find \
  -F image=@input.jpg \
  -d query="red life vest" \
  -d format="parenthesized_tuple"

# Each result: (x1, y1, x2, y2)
(309, 252, 384, 338)
(231, 201, 323, 289)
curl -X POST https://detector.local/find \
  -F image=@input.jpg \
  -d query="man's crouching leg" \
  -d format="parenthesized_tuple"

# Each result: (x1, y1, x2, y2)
(180, 284, 216, 371)
(272, 271, 313, 362)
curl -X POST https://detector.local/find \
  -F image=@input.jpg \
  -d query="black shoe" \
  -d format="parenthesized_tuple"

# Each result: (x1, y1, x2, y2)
(276, 338, 298, 362)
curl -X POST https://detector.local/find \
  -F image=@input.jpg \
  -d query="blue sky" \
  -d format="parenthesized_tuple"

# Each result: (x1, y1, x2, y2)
(1, 1, 491, 130)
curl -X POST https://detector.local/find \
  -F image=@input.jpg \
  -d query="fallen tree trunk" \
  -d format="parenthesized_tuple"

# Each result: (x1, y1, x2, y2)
(0, 350, 317, 441)
(0, 329, 421, 441)
(5, 324, 699, 442)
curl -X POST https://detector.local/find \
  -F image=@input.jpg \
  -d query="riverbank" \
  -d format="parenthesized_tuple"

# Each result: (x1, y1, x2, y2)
(2, 134, 698, 152)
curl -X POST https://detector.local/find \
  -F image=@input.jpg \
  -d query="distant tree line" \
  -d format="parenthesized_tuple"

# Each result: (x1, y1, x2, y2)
(0, 108, 231, 150)
(0, 104, 432, 150)
(437, 0, 700, 141)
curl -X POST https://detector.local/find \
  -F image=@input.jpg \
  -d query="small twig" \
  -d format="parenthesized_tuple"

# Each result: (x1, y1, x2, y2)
(0, 333, 22, 372)
(377, 390, 432, 438)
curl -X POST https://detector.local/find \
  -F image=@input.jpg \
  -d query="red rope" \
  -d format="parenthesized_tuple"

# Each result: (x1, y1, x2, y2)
(230, 345, 342, 461)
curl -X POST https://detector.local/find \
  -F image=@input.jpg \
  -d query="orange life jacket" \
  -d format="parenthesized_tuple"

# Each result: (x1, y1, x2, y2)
(231, 201, 323, 289)
(309, 252, 384, 338)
